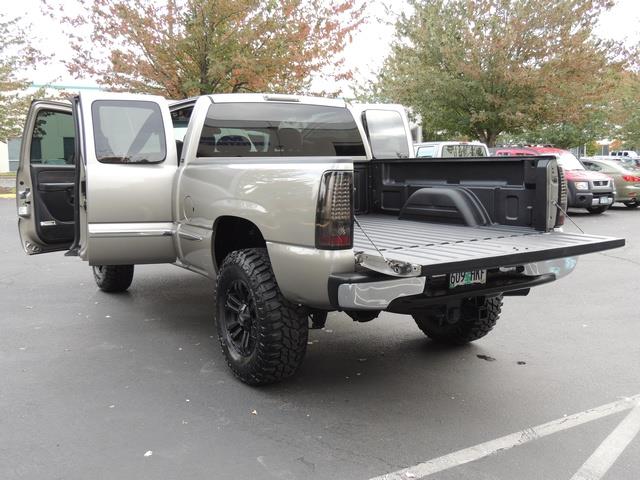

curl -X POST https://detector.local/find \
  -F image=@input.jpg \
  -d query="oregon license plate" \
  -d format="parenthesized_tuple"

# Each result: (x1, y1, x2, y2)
(449, 270, 487, 289)
(599, 197, 610, 205)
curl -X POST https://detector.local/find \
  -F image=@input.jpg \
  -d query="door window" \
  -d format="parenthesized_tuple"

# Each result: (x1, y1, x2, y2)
(363, 110, 410, 159)
(91, 100, 166, 164)
(30, 110, 75, 165)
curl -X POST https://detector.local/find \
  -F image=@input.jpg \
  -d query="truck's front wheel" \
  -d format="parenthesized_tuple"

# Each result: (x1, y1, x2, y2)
(215, 248, 308, 385)
(92, 265, 134, 293)
(412, 295, 502, 345)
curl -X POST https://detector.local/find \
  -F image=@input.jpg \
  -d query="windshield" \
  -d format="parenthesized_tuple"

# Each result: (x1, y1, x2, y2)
(556, 152, 584, 170)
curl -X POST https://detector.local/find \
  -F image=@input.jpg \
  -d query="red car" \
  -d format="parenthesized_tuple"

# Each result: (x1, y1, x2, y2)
(495, 147, 615, 214)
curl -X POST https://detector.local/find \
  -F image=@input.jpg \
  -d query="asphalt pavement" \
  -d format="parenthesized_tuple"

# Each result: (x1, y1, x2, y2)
(1, 198, 639, 480)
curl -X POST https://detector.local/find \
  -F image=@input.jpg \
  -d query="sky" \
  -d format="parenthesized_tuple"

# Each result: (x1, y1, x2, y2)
(2, 0, 640, 96)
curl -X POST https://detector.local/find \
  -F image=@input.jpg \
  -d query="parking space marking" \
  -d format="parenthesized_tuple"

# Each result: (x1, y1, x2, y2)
(369, 394, 640, 480)
(570, 401, 640, 480)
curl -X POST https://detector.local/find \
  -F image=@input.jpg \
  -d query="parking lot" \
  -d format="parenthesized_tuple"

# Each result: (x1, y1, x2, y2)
(1, 198, 639, 479)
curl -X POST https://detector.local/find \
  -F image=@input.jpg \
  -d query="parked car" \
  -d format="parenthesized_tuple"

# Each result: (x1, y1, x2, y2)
(414, 141, 489, 158)
(16, 93, 624, 385)
(524, 147, 615, 215)
(594, 155, 640, 169)
(581, 157, 640, 208)
(610, 150, 639, 158)
(494, 147, 539, 156)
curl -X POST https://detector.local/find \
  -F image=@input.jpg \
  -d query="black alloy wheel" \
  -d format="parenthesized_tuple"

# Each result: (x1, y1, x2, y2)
(220, 279, 258, 359)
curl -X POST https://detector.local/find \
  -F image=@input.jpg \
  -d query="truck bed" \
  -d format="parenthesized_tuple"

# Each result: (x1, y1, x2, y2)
(354, 214, 624, 275)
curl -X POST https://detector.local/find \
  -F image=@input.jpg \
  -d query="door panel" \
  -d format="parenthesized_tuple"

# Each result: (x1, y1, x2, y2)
(77, 92, 178, 265)
(31, 164, 75, 244)
(17, 101, 76, 254)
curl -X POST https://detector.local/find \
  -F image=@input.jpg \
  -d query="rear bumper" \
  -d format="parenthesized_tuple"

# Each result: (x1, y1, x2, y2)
(615, 185, 640, 203)
(329, 258, 576, 311)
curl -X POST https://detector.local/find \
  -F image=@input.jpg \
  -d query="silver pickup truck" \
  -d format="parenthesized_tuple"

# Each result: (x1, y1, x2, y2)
(16, 92, 624, 385)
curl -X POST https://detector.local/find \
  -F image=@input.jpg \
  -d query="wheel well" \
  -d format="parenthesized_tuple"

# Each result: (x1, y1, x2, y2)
(213, 216, 266, 269)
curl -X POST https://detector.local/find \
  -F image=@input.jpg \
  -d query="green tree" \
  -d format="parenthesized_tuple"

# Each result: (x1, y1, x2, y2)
(377, 0, 626, 147)
(0, 14, 45, 141)
(44, 0, 365, 98)
(609, 71, 640, 150)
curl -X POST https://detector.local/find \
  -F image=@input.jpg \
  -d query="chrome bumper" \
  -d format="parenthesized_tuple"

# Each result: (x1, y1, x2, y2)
(333, 257, 578, 311)
(337, 277, 426, 310)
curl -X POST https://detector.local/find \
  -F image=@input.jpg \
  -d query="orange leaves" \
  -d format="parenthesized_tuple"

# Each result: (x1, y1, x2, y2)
(43, 0, 366, 97)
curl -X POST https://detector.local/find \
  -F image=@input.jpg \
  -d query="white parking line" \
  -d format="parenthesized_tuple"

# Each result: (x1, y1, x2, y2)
(570, 401, 640, 480)
(369, 395, 640, 480)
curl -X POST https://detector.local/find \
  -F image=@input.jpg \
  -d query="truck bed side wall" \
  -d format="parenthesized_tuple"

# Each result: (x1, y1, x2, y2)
(355, 156, 556, 231)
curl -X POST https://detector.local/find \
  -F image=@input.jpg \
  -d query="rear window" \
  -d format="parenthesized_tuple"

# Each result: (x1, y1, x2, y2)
(92, 100, 166, 164)
(197, 103, 365, 157)
(441, 145, 488, 157)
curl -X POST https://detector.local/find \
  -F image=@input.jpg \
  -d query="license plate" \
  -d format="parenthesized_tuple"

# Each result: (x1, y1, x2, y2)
(449, 269, 487, 289)
(599, 197, 610, 204)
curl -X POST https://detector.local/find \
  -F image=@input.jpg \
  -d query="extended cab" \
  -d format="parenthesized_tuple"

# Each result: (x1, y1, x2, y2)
(17, 93, 624, 385)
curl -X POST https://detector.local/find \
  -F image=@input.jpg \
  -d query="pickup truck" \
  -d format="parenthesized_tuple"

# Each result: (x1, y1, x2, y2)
(16, 92, 624, 385)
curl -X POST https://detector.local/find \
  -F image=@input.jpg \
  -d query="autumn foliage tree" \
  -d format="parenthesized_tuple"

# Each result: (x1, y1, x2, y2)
(43, 0, 365, 98)
(0, 13, 46, 141)
(377, 0, 627, 147)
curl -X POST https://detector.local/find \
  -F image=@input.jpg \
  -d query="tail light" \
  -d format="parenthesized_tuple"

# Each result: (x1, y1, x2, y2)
(315, 171, 353, 249)
(622, 174, 640, 182)
(555, 166, 567, 227)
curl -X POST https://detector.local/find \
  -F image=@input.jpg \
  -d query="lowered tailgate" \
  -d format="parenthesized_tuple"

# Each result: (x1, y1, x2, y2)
(353, 214, 624, 276)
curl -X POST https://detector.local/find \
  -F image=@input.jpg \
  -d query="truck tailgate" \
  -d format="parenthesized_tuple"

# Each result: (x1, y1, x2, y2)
(354, 214, 624, 276)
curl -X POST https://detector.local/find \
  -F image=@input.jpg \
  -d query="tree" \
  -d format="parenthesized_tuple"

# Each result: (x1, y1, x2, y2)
(43, 0, 365, 98)
(0, 14, 45, 141)
(608, 70, 640, 150)
(376, 0, 627, 147)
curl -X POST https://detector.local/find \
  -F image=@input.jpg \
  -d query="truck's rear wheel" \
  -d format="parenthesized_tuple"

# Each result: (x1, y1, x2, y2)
(412, 295, 502, 345)
(215, 248, 308, 385)
(92, 265, 134, 293)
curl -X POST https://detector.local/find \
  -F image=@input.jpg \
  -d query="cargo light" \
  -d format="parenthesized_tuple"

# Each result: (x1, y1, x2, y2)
(315, 171, 353, 249)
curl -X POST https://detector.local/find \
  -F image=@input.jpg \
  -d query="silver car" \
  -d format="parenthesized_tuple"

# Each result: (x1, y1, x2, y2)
(581, 158, 640, 208)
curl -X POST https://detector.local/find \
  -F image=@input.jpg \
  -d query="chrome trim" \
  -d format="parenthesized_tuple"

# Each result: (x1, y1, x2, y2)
(523, 257, 578, 280)
(338, 277, 426, 310)
(355, 252, 422, 277)
(178, 231, 204, 241)
(88, 222, 175, 238)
